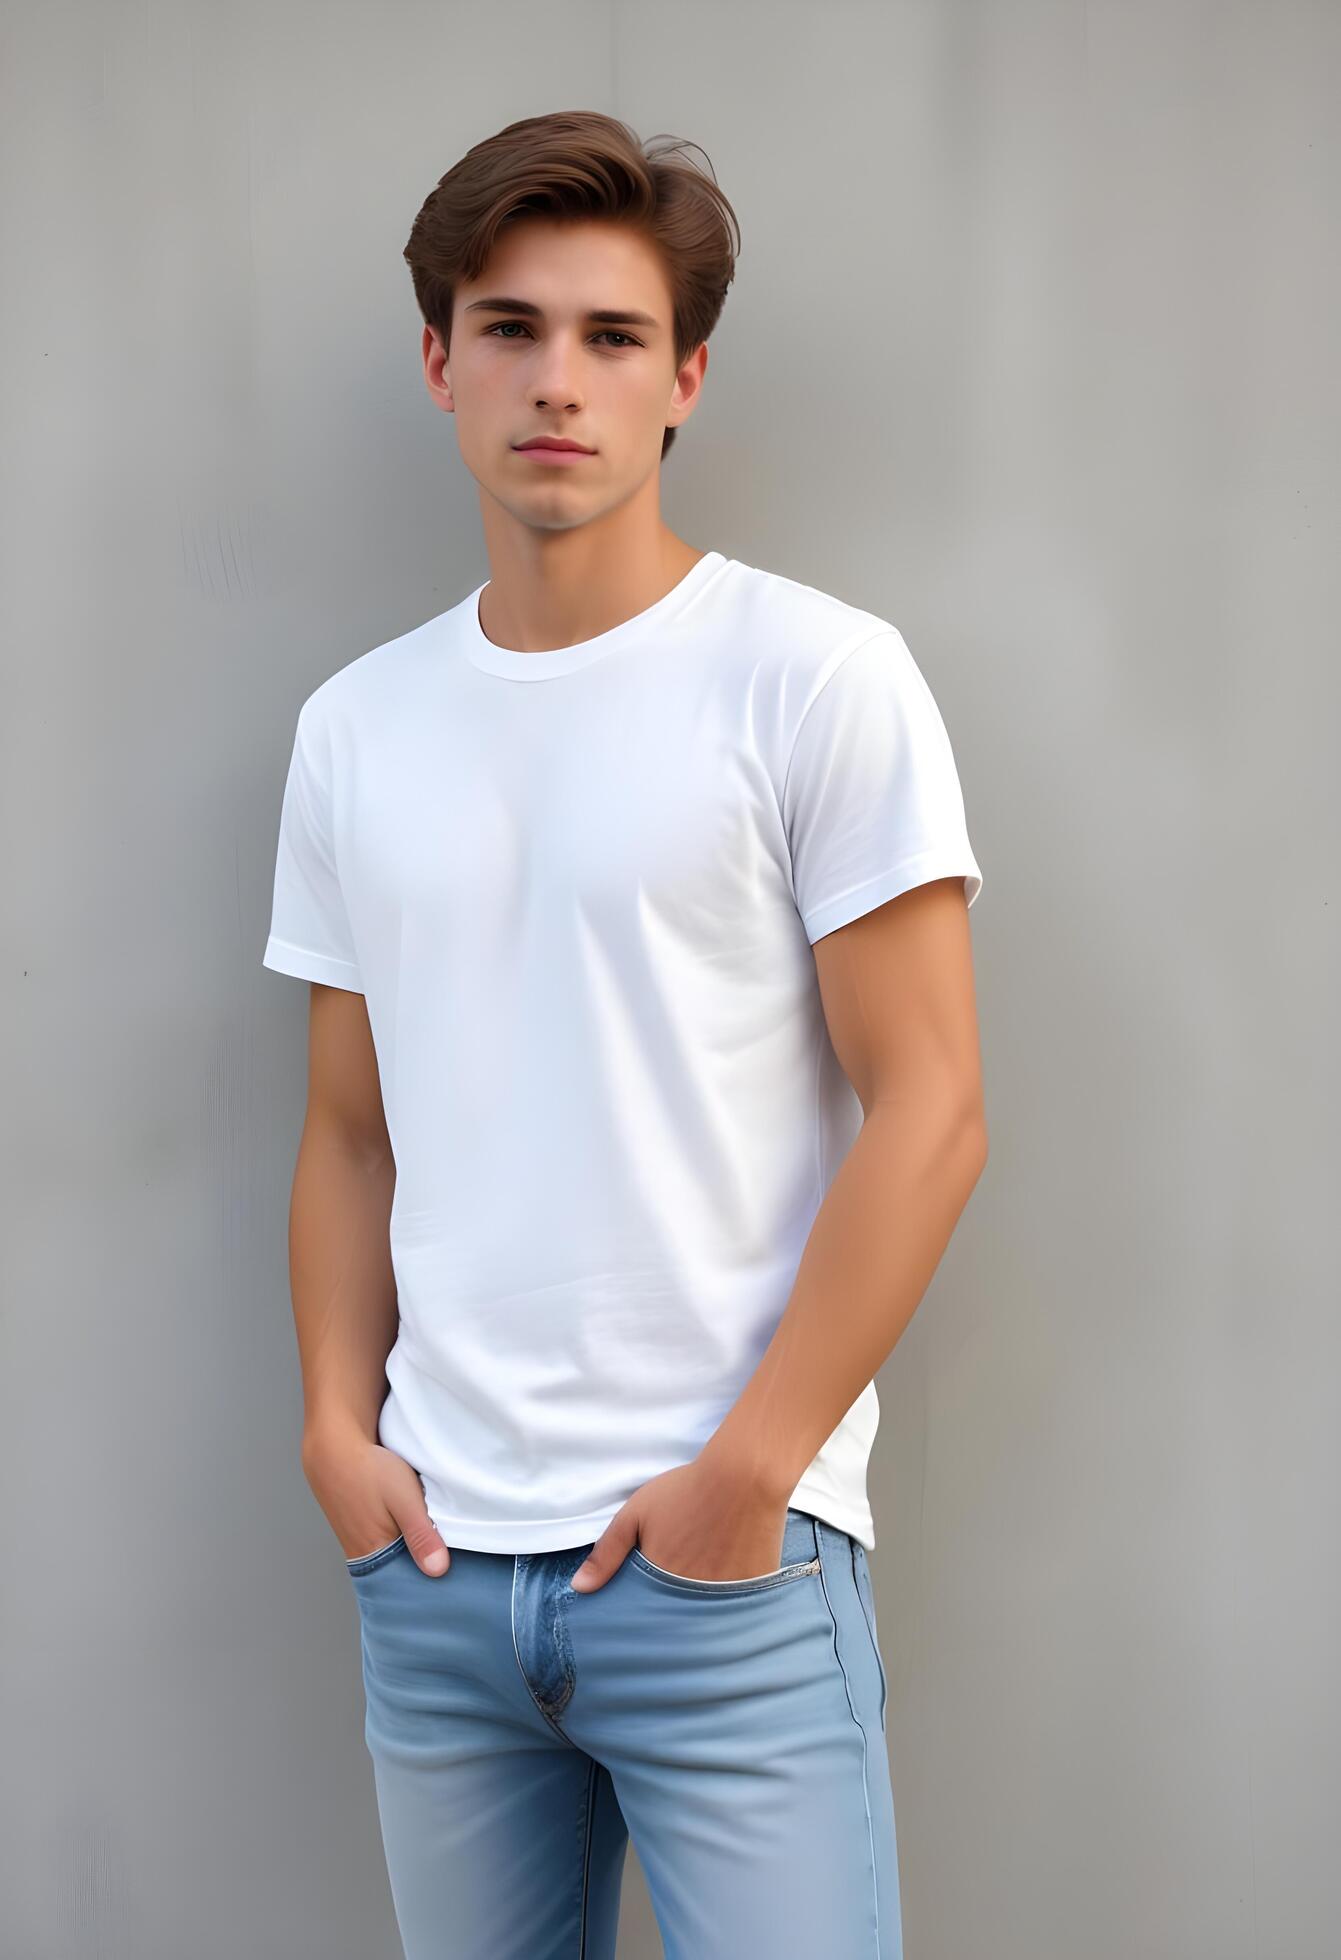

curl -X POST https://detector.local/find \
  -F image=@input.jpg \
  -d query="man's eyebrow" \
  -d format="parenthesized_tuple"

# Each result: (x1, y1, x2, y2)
(462, 296, 660, 329)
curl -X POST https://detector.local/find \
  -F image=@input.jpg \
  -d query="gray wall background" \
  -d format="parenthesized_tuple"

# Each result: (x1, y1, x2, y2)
(3, 2, 1336, 1955)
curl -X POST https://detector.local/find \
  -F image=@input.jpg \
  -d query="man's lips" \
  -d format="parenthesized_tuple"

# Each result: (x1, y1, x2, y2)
(513, 438, 595, 453)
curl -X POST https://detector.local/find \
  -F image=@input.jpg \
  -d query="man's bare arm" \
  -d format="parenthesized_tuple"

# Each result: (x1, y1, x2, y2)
(290, 982, 398, 1454)
(702, 875, 989, 1498)
(289, 984, 452, 1573)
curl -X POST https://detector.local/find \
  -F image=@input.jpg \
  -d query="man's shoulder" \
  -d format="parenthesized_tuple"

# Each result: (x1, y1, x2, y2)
(296, 593, 468, 728)
(723, 554, 896, 693)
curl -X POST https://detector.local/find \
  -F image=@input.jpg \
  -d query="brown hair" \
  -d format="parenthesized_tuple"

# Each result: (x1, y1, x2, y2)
(403, 110, 741, 460)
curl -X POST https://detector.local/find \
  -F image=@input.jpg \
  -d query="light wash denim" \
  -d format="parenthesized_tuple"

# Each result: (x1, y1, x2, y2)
(346, 1504, 901, 1957)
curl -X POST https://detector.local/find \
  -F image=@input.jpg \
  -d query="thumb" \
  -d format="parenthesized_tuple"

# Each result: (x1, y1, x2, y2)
(569, 1509, 638, 1593)
(402, 1507, 451, 1578)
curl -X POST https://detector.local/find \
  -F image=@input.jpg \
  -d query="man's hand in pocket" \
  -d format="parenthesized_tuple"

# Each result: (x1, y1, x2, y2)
(301, 1423, 451, 1577)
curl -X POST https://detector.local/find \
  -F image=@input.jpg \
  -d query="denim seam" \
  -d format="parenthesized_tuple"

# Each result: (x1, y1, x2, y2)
(851, 1542, 889, 1734)
(510, 1556, 581, 1750)
(577, 1753, 598, 1957)
(816, 1525, 883, 1957)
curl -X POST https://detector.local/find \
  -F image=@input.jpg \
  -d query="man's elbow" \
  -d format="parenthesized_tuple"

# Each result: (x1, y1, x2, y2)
(937, 1075, 988, 1183)
(962, 1096, 989, 1179)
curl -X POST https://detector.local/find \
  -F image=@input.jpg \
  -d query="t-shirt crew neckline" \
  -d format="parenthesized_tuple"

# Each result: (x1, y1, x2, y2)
(463, 549, 729, 681)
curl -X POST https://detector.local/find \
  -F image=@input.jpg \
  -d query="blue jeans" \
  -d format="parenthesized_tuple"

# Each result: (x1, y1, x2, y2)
(347, 1505, 902, 1957)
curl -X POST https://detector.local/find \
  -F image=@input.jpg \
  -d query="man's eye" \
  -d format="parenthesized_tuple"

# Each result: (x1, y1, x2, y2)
(484, 324, 640, 348)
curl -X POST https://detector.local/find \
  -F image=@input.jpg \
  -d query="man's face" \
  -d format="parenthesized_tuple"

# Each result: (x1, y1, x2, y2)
(427, 216, 703, 531)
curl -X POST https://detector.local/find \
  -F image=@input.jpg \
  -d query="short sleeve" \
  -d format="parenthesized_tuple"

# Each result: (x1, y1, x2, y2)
(781, 627, 984, 944)
(261, 700, 364, 992)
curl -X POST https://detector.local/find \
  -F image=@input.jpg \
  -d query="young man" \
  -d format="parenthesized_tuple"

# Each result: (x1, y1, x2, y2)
(263, 111, 986, 1960)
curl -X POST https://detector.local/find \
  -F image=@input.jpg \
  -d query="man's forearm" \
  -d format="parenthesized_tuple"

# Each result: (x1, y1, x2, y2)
(703, 1088, 988, 1499)
(289, 1118, 399, 1449)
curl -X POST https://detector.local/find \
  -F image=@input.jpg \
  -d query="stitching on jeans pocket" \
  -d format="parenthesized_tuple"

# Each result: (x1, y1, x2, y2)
(628, 1548, 822, 1595)
(346, 1533, 407, 1576)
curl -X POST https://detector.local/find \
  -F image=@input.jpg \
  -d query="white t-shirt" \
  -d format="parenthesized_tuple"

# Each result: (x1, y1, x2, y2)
(262, 550, 983, 1553)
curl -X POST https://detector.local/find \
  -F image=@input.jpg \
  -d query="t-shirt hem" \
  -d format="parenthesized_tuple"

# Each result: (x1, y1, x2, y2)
(262, 934, 364, 992)
(424, 1505, 638, 1555)
(423, 1475, 874, 1556)
(786, 1473, 876, 1554)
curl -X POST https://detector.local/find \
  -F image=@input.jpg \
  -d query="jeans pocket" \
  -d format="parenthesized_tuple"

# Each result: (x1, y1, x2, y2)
(627, 1506, 822, 1596)
(628, 1546, 822, 1594)
(346, 1532, 408, 1577)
